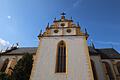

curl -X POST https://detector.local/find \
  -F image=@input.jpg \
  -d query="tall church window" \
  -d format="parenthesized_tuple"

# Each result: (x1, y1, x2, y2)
(1, 58, 9, 72)
(55, 40, 66, 73)
(102, 62, 114, 80)
(117, 62, 120, 74)
(91, 60, 98, 80)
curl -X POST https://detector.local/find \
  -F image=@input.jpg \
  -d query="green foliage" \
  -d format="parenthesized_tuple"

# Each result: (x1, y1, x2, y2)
(11, 53, 33, 80)
(0, 72, 10, 80)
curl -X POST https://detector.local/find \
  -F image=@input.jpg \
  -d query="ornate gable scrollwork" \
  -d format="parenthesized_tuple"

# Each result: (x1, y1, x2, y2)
(38, 13, 89, 40)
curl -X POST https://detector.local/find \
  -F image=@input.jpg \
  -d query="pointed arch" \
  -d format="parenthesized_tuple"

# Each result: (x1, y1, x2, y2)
(116, 62, 120, 74)
(55, 40, 66, 73)
(1, 58, 9, 72)
(91, 60, 98, 80)
(102, 62, 114, 80)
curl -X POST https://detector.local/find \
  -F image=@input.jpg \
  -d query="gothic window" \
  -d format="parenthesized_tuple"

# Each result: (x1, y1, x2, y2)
(102, 62, 114, 80)
(1, 58, 9, 72)
(91, 60, 98, 80)
(117, 62, 120, 74)
(55, 40, 66, 73)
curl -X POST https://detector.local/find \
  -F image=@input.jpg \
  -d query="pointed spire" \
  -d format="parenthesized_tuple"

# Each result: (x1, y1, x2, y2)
(38, 29, 42, 37)
(70, 17, 73, 20)
(61, 12, 66, 19)
(0, 49, 3, 53)
(16, 43, 19, 48)
(46, 23, 49, 29)
(85, 28, 88, 35)
(91, 39, 95, 49)
(77, 22, 80, 27)
(5, 47, 9, 51)
(54, 18, 56, 21)
(11, 44, 14, 48)
(85, 28, 89, 40)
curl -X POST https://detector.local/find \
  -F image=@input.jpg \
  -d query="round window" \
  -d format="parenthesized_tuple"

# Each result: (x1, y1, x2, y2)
(66, 29, 71, 33)
(54, 29, 59, 33)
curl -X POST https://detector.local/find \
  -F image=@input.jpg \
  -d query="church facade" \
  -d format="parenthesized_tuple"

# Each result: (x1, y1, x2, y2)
(30, 13, 94, 80)
(0, 13, 120, 80)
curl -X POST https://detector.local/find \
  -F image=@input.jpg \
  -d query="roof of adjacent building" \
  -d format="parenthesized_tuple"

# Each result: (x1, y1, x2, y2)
(0, 47, 37, 55)
(0, 46, 120, 59)
(89, 46, 120, 59)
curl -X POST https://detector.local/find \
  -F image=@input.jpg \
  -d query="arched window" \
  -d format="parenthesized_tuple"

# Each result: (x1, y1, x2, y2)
(55, 40, 66, 73)
(91, 60, 98, 80)
(1, 58, 9, 72)
(102, 62, 114, 80)
(117, 62, 120, 74)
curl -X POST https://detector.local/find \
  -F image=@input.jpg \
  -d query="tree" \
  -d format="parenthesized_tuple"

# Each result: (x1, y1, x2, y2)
(0, 72, 10, 80)
(11, 53, 33, 80)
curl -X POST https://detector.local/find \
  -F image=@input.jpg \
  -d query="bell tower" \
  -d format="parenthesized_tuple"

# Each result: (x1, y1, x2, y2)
(30, 13, 94, 80)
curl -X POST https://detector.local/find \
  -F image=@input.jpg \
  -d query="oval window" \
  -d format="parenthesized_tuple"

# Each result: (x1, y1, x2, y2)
(66, 29, 71, 33)
(54, 29, 59, 33)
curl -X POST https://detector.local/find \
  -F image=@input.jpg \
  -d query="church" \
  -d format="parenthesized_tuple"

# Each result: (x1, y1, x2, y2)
(0, 13, 120, 80)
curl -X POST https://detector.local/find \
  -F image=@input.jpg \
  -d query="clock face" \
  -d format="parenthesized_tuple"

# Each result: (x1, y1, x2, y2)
(54, 29, 59, 33)
(66, 29, 71, 33)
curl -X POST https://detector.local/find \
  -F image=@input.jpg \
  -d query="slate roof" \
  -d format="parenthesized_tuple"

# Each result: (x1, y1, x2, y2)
(89, 46, 120, 59)
(0, 46, 120, 59)
(0, 47, 37, 55)
(88, 46, 98, 55)
(97, 48, 120, 59)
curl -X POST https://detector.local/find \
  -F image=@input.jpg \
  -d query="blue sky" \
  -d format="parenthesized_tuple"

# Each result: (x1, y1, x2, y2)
(0, 0, 120, 52)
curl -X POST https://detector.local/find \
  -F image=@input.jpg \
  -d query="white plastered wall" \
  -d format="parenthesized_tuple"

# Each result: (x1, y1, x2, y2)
(30, 36, 94, 80)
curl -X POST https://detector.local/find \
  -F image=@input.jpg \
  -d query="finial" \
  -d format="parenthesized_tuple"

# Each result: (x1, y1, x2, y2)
(91, 39, 95, 49)
(61, 12, 66, 16)
(85, 28, 89, 39)
(11, 44, 14, 48)
(38, 29, 42, 37)
(85, 28, 88, 34)
(0, 49, 3, 53)
(70, 17, 73, 20)
(40, 29, 42, 34)
(5, 47, 9, 51)
(54, 18, 56, 21)
(61, 12, 66, 20)
(16, 43, 19, 48)
(77, 22, 80, 27)
(46, 23, 49, 29)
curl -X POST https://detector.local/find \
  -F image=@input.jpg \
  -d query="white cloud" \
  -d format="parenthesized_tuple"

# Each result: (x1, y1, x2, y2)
(73, 0, 82, 7)
(0, 38, 10, 46)
(0, 38, 10, 51)
(7, 16, 11, 19)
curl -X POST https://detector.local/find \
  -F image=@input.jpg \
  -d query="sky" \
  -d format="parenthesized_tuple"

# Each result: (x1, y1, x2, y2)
(0, 0, 120, 52)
